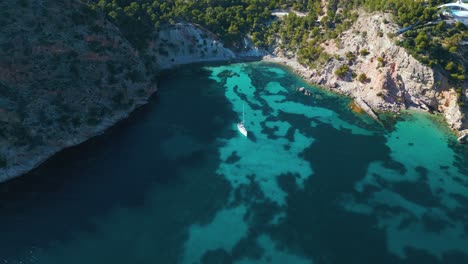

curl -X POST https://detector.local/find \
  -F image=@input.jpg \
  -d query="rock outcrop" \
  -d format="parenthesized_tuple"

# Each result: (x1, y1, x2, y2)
(438, 89, 464, 130)
(150, 23, 236, 69)
(266, 11, 467, 136)
(150, 23, 267, 69)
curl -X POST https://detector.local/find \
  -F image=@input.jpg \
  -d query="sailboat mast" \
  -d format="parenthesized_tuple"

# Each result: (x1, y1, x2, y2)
(243, 104, 245, 123)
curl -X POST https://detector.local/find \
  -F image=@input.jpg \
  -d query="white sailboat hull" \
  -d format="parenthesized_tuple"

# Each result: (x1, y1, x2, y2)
(237, 122, 248, 137)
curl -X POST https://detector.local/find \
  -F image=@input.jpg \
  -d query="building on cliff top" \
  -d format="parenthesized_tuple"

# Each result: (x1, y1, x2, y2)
(438, 0, 468, 25)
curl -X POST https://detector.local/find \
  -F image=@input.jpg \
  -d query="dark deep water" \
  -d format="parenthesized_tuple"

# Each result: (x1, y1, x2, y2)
(0, 62, 467, 264)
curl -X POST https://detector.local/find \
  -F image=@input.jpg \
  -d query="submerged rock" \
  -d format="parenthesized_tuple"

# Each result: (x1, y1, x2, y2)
(296, 86, 312, 96)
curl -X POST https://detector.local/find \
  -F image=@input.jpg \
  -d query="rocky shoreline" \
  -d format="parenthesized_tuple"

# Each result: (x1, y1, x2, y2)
(0, 0, 161, 183)
(1, 8, 466, 183)
(0, 87, 158, 183)
(262, 12, 467, 141)
(262, 52, 467, 140)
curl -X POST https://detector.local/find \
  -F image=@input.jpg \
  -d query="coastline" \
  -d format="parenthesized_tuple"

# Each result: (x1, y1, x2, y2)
(0, 87, 158, 183)
(261, 54, 386, 121)
(1, 53, 466, 184)
(0, 55, 256, 183)
(262, 54, 468, 141)
(1, 17, 467, 183)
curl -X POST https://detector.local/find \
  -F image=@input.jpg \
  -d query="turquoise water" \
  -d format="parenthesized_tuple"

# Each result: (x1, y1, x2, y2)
(0, 62, 467, 263)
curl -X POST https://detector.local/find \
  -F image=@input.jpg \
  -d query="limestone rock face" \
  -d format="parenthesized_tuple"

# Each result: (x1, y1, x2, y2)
(438, 89, 464, 130)
(272, 11, 466, 132)
(307, 12, 438, 111)
(150, 23, 267, 69)
(151, 23, 235, 69)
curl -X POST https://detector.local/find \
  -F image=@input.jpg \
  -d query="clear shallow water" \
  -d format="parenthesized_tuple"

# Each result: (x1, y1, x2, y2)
(0, 62, 467, 264)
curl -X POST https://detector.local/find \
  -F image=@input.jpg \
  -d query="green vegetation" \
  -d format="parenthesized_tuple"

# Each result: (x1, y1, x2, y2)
(352, 0, 466, 82)
(358, 73, 368, 83)
(398, 20, 467, 81)
(271, 0, 464, 79)
(89, 0, 466, 82)
(359, 49, 370, 56)
(335, 64, 350, 78)
(456, 86, 464, 106)
(89, 0, 282, 49)
(345, 51, 356, 63)
(363, 0, 441, 27)
(376, 57, 386, 68)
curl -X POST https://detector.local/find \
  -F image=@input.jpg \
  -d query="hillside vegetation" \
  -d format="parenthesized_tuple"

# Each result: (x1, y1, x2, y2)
(279, 0, 466, 83)
(1, 0, 467, 180)
(91, 0, 467, 84)
(89, 0, 278, 49)
(0, 0, 156, 177)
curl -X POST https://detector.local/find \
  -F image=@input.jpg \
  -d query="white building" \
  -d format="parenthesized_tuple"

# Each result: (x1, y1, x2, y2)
(438, 0, 468, 25)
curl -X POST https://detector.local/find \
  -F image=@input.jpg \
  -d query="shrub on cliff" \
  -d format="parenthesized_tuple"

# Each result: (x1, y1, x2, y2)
(298, 44, 327, 68)
(359, 49, 370, 56)
(377, 57, 386, 68)
(358, 73, 368, 83)
(345, 51, 356, 63)
(335, 64, 349, 78)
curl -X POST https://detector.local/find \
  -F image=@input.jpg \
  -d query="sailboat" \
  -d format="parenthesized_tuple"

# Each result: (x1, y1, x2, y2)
(237, 104, 248, 137)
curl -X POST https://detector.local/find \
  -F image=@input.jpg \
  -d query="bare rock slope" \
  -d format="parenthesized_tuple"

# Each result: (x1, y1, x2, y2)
(151, 23, 236, 69)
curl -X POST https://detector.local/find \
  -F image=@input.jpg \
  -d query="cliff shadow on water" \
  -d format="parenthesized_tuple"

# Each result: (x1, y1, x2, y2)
(0, 93, 162, 258)
(0, 62, 467, 264)
(0, 64, 235, 262)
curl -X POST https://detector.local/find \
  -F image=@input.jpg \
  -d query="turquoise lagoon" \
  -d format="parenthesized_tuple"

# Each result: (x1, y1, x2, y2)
(0, 62, 467, 264)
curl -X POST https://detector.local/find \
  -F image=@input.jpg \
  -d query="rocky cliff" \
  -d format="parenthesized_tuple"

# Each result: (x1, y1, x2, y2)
(121, 12, 468, 138)
(0, 0, 157, 181)
(150, 23, 236, 69)
(1, 3, 466, 182)
(148, 23, 266, 69)
(267, 12, 467, 137)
